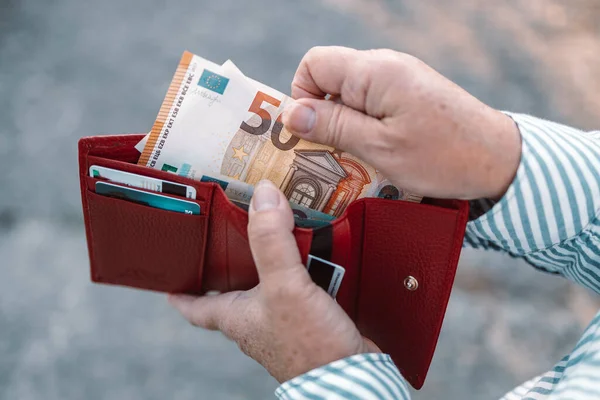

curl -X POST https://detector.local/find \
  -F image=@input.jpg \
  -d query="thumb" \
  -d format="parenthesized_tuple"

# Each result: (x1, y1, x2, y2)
(248, 180, 309, 285)
(282, 98, 385, 157)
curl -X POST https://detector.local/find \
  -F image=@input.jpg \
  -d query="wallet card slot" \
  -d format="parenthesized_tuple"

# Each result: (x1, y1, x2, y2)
(85, 155, 214, 202)
(84, 190, 208, 294)
(85, 176, 207, 215)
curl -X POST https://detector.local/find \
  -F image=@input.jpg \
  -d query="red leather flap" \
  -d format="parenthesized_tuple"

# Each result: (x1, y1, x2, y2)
(357, 199, 468, 388)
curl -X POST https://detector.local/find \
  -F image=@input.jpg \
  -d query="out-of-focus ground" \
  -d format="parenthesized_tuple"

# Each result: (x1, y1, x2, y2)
(0, 0, 599, 399)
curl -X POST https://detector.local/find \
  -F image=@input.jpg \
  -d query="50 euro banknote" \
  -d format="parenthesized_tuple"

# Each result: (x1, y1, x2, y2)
(136, 51, 421, 219)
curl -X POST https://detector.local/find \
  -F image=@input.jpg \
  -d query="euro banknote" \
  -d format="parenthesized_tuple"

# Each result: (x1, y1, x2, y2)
(137, 51, 421, 218)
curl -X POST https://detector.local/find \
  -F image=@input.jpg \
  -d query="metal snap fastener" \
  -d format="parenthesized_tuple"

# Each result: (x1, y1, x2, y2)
(404, 276, 418, 291)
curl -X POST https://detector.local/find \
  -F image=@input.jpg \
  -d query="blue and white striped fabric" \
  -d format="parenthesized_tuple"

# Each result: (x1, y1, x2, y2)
(275, 354, 411, 400)
(275, 113, 600, 400)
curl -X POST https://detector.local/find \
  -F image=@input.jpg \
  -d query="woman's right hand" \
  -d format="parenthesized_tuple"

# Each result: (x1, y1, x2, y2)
(282, 46, 522, 201)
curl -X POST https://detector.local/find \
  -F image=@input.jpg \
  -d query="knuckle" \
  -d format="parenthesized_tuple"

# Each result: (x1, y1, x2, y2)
(304, 45, 354, 68)
(380, 49, 414, 63)
(371, 50, 422, 77)
(366, 48, 408, 66)
(394, 53, 424, 76)
(303, 46, 327, 64)
(368, 48, 399, 60)
(308, 45, 326, 54)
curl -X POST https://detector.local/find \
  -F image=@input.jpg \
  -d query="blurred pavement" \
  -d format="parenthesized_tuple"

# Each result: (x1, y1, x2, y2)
(0, 0, 599, 399)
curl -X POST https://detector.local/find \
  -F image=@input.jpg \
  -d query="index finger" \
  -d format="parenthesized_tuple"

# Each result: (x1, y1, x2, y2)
(291, 46, 374, 112)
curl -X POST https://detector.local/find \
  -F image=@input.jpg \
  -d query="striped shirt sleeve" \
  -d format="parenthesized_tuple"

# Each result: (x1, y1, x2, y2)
(465, 113, 600, 294)
(274, 354, 411, 400)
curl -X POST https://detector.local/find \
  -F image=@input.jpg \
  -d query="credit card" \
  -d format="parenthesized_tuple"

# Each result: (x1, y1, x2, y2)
(90, 165, 197, 199)
(306, 255, 345, 298)
(95, 181, 201, 215)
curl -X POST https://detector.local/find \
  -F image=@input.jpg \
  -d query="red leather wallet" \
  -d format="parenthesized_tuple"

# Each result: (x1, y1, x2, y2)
(79, 134, 468, 389)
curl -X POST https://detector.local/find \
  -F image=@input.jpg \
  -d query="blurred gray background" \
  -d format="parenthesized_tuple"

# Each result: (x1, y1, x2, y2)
(1, 0, 599, 399)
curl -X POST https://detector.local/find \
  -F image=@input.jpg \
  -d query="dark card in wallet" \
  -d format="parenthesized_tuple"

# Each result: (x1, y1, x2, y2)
(78, 134, 469, 389)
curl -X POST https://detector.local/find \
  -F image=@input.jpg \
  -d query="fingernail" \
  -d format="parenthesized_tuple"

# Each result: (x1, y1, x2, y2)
(283, 102, 316, 134)
(252, 180, 281, 211)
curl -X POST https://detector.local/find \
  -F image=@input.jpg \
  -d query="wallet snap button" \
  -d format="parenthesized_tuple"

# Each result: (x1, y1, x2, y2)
(404, 276, 419, 291)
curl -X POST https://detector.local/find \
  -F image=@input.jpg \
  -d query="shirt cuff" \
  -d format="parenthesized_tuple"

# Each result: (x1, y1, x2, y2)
(275, 353, 411, 400)
(465, 113, 600, 256)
